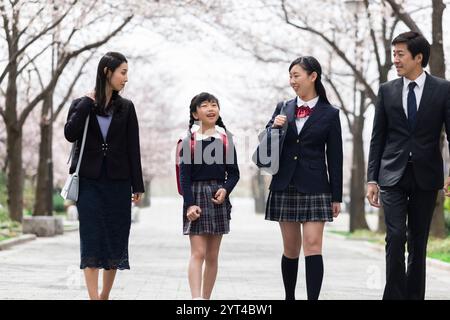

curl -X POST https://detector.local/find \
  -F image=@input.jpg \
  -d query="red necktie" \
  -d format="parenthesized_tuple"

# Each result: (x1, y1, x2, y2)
(296, 105, 311, 118)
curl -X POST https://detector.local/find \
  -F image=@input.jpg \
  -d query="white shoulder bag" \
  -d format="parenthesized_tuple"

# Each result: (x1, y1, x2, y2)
(60, 114, 90, 202)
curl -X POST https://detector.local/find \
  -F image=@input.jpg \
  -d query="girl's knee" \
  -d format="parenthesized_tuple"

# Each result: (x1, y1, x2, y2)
(283, 246, 301, 259)
(302, 239, 322, 255)
(205, 251, 219, 264)
(191, 250, 206, 261)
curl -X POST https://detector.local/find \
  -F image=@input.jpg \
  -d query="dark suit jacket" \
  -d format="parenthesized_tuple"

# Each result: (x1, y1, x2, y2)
(64, 96, 145, 193)
(367, 73, 450, 190)
(266, 97, 343, 202)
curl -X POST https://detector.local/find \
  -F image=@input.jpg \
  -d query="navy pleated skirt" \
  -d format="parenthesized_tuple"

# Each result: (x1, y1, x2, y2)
(183, 180, 232, 235)
(265, 184, 333, 222)
(77, 160, 132, 270)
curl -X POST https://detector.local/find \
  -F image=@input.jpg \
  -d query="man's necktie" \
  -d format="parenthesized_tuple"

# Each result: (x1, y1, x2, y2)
(407, 81, 417, 130)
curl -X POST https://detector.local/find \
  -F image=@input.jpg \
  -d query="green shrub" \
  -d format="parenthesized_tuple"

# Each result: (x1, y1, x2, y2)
(0, 172, 7, 209)
(0, 206, 8, 224)
(53, 191, 65, 213)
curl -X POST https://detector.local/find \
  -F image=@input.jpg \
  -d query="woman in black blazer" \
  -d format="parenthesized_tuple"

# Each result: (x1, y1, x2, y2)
(64, 52, 144, 300)
(264, 56, 343, 300)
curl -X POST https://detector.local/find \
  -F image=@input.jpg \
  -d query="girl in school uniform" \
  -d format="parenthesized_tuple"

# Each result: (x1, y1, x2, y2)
(64, 52, 144, 300)
(264, 56, 343, 300)
(179, 92, 240, 300)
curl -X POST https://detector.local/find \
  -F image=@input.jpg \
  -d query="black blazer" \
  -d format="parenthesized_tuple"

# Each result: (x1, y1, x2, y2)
(64, 96, 145, 193)
(367, 73, 450, 190)
(265, 98, 343, 202)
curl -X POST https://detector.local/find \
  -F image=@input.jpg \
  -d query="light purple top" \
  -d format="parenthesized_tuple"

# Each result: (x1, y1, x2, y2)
(96, 114, 112, 141)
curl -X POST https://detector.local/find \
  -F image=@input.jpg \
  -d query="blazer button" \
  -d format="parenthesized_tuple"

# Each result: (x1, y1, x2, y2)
(296, 139, 299, 143)
(294, 156, 298, 160)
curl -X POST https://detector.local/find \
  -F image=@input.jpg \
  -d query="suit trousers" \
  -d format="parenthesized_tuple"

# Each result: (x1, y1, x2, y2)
(380, 162, 438, 300)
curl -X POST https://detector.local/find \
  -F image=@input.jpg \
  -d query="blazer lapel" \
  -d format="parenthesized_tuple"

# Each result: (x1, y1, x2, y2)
(285, 99, 298, 135)
(392, 78, 409, 129)
(105, 110, 118, 143)
(90, 110, 106, 142)
(414, 73, 436, 131)
(298, 99, 327, 136)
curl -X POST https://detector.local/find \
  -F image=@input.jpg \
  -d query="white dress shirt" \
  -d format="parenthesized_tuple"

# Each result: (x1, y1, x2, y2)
(295, 96, 319, 135)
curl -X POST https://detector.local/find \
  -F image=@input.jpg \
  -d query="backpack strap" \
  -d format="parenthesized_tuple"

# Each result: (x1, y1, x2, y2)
(190, 131, 196, 161)
(219, 132, 229, 163)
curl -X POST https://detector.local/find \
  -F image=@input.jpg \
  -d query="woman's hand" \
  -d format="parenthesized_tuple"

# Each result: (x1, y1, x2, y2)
(332, 202, 341, 218)
(186, 205, 201, 221)
(212, 188, 227, 205)
(132, 193, 143, 203)
(272, 115, 287, 128)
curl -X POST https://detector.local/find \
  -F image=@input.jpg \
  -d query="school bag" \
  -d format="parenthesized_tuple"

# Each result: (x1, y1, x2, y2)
(175, 131, 229, 195)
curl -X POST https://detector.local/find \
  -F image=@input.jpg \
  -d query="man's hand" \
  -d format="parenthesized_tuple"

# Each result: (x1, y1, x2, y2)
(366, 183, 381, 208)
(444, 177, 450, 197)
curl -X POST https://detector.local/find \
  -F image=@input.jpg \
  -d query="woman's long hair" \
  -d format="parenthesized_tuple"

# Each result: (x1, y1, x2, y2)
(94, 52, 127, 115)
(289, 56, 330, 105)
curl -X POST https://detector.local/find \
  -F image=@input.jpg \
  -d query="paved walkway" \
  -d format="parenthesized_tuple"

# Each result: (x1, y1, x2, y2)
(0, 197, 449, 300)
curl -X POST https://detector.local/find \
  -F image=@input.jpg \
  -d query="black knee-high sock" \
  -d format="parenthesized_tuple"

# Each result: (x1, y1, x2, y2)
(305, 254, 324, 300)
(281, 255, 299, 300)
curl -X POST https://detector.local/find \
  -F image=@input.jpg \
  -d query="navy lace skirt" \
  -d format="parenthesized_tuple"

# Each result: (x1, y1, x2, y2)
(77, 160, 132, 270)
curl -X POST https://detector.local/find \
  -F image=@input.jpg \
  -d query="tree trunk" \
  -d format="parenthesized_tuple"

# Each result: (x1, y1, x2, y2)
(349, 114, 369, 231)
(4, 53, 24, 222)
(251, 170, 266, 214)
(377, 207, 386, 233)
(429, 0, 447, 238)
(34, 93, 54, 216)
(6, 125, 23, 222)
(429, 0, 445, 79)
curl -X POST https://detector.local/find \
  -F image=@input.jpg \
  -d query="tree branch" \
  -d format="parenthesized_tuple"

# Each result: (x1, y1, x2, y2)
(17, 42, 54, 75)
(0, 106, 5, 122)
(364, 0, 382, 77)
(53, 51, 96, 121)
(324, 74, 353, 134)
(17, 15, 133, 127)
(0, 1, 11, 44)
(0, 0, 78, 85)
(384, 0, 422, 33)
(280, 0, 377, 103)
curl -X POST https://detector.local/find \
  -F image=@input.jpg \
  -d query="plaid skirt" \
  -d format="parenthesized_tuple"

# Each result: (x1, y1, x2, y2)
(265, 184, 333, 222)
(183, 180, 232, 235)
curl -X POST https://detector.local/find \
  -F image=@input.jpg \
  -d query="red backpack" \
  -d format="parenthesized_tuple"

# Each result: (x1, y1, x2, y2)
(175, 131, 229, 195)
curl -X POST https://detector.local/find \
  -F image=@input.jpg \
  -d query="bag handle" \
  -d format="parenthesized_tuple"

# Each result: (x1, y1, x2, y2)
(270, 100, 287, 130)
(74, 114, 90, 175)
(280, 100, 287, 116)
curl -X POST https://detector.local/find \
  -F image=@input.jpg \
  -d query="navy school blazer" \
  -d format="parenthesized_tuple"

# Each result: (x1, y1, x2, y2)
(265, 97, 343, 202)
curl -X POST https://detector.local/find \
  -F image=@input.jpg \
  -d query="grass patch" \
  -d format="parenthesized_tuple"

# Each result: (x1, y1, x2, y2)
(329, 229, 384, 243)
(0, 205, 22, 242)
(0, 234, 11, 241)
(427, 237, 450, 263)
(329, 229, 450, 263)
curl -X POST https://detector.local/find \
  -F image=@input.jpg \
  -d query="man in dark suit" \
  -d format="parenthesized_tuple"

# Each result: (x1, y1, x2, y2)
(367, 31, 450, 300)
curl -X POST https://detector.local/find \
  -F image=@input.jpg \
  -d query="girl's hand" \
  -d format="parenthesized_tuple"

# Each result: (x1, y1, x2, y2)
(212, 188, 227, 205)
(272, 115, 287, 128)
(187, 205, 201, 221)
(332, 202, 341, 218)
(132, 193, 143, 203)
